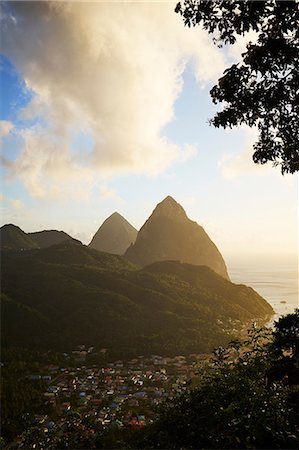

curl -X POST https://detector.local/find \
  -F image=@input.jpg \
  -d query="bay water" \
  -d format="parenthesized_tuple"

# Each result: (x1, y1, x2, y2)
(227, 256, 298, 326)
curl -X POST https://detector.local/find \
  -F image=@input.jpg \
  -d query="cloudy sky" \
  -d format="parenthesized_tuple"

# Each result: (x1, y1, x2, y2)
(0, 0, 297, 263)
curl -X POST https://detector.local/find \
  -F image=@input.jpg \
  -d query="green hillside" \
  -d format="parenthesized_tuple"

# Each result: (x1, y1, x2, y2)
(29, 229, 77, 248)
(1, 241, 273, 357)
(145, 261, 272, 319)
(0, 224, 39, 251)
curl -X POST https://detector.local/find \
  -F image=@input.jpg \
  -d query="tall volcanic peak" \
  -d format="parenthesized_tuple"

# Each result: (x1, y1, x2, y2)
(89, 212, 138, 255)
(152, 196, 188, 221)
(125, 196, 230, 280)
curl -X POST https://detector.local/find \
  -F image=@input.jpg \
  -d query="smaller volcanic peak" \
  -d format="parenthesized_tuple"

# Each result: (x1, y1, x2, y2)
(0, 224, 39, 251)
(89, 212, 137, 255)
(29, 230, 77, 248)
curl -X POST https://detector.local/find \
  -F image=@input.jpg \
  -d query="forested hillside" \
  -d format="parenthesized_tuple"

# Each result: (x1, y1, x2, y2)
(1, 241, 273, 357)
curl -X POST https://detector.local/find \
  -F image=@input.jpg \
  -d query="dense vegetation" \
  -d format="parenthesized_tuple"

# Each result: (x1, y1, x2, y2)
(0, 224, 39, 250)
(3, 312, 297, 449)
(1, 240, 272, 357)
(29, 230, 76, 249)
(0, 224, 77, 251)
(0, 348, 64, 444)
(132, 311, 299, 449)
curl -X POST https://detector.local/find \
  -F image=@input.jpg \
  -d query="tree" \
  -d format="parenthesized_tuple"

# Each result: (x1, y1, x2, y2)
(134, 314, 299, 449)
(268, 308, 299, 385)
(175, 0, 299, 174)
(272, 308, 299, 357)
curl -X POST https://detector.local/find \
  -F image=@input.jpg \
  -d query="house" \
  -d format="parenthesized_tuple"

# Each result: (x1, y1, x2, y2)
(28, 374, 42, 380)
(61, 402, 71, 411)
(42, 375, 52, 381)
(134, 391, 147, 399)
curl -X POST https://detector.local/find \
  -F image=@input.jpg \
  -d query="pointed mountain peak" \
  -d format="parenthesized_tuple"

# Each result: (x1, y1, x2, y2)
(89, 212, 138, 255)
(161, 195, 177, 204)
(105, 212, 126, 222)
(153, 196, 187, 220)
(125, 197, 229, 280)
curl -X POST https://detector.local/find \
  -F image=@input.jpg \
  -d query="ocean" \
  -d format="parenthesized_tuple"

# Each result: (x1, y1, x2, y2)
(227, 257, 298, 326)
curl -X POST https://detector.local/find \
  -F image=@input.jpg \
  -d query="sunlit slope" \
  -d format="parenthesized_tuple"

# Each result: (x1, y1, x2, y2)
(1, 241, 273, 356)
(125, 196, 229, 280)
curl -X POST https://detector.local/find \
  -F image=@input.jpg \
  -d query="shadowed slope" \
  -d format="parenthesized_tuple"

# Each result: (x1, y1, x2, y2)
(1, 241, 273, 356)
(0, 224, 39, 251)
(29, 230, 77, 248)
(89, 212, 138, 255)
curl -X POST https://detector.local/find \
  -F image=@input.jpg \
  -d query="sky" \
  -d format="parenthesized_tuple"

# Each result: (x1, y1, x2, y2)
(0, 0, 297, 263)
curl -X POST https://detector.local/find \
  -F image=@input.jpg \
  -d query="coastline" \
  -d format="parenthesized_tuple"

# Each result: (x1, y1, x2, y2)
(227, 257, 298, 327)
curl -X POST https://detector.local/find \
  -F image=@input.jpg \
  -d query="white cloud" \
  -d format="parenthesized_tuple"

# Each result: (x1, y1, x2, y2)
(219, 127, 273, 179)
(10, 198, 24, 209)
(1, 1, 226, 199)
(99, 184, 123, 203)
(0, 120, 13, 138)
(65, 229, 88, 245)
(180, 195, 197, 206)
(227, 30, 259, 64)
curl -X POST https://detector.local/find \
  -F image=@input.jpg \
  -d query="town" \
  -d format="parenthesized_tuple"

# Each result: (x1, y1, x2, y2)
(10, 347, 211, 448)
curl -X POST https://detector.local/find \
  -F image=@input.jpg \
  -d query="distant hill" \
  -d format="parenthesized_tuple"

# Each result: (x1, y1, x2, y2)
(145, 261, 271, 320)
(0, 224, 79, 251)
(125, 196, 229, 280)
(0, 224, 39, 251)
(28, 230, 78, 248)
(1, 240, 273, 357)
(89, 212, 137, 255)
(29, 230, 77, 248)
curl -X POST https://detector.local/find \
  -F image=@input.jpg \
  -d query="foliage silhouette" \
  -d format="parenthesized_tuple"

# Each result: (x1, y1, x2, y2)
(175, 0, 299, 174)
(134, 312, 299, 449)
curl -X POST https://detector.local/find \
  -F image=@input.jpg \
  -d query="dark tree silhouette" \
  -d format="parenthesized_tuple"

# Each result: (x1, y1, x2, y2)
(268, 308, 299, 384)
(175, 0, 299, 174)
(134, 314, 299, 449)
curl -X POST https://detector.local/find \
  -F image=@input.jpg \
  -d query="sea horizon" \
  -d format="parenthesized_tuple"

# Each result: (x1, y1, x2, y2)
(227, 255, 298, 325)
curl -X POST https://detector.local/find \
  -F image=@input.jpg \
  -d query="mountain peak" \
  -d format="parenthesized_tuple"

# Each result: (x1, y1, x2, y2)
(161, 195, 176, 204)
(153, 196, 187, 221)
(89, 213, 137, 255)
(106, 212, 126, 222)
(1, 223, 22, 231)
(125, 197, 229, 280)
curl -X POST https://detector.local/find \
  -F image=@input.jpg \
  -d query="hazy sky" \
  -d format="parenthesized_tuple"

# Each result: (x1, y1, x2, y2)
(0, 1, 297, 261)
